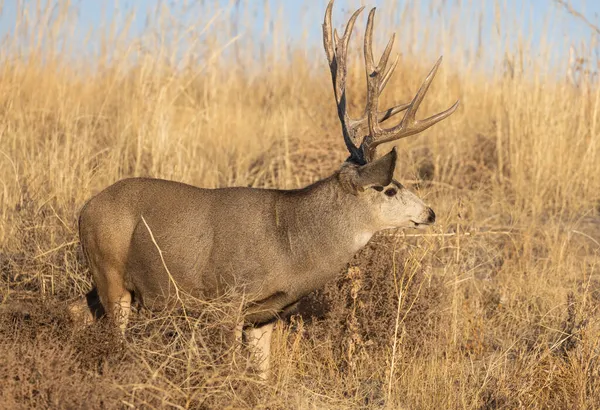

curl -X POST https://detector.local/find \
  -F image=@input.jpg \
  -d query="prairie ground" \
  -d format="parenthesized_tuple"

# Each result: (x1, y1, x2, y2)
(0, 1, 599, 409)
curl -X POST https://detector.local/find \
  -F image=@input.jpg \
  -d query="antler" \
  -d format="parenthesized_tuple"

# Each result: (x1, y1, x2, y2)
(323, 0, 459, 164)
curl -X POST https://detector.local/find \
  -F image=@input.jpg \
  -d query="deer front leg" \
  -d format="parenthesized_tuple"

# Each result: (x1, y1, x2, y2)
(234, 322, 244, 345)
(247, 321, 275, 380)
(231, 321, 244, 368)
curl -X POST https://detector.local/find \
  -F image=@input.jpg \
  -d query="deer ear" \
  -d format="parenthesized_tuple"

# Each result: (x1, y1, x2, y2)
(355, 147, 397, 190)
(338, 148, 397, 195)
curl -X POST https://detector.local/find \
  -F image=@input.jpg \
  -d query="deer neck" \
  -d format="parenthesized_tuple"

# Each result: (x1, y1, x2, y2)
(279, 173, 376, 266)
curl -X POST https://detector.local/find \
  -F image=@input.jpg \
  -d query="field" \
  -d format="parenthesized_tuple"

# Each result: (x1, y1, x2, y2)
(1, 0, 600, 408)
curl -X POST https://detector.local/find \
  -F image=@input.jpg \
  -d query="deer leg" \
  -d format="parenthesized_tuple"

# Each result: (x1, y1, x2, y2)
(99, 272, 131, 333)
(231, 321, 245, 368)
(86, 246, 131, 333)
(68, 297, 95, 325)
(68, 287, 105, 326)
(109, 288, 131, 333)
(235, 322, 244, 345)
(247, 321, 275, 380)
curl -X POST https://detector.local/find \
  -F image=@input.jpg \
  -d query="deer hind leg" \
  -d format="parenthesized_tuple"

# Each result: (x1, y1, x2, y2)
(247, 321, 275, 380)
(105, 282, 132, 333)
(68, 287, 105, 326)
(91, 261, 132, 333)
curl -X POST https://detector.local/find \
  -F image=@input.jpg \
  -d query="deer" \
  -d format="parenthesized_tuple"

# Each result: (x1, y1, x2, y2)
(74, 0, 458, 379)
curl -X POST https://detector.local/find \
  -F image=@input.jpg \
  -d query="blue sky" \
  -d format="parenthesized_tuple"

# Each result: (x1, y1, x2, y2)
(1, 0, 598, 71)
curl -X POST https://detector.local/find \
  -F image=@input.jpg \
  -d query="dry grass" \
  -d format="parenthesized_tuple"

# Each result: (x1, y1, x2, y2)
(1, 0, 600, 408)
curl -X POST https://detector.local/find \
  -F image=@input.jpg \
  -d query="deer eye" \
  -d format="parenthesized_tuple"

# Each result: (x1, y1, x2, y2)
(384, 188, 397, 197)
(373, 186, 384, 192)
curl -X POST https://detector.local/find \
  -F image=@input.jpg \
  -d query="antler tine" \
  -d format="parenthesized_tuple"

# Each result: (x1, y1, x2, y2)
(364, 8, 396, 147)
(333, 29, 340, 49)
(378, 101, 411, 122)
(400, 57, 444, 126)
(323, 1, 364, 101)
(322, 0, 335, 64)
(380, 54, 399, 93)
(350, 13, 409, 145)
(363, 9, 395, 75)
(362, 56, 460, 161)
(323, 0, 365, 162)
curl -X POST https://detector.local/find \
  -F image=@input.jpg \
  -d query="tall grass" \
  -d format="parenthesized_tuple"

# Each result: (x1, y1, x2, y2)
(0, 0, 599, 408)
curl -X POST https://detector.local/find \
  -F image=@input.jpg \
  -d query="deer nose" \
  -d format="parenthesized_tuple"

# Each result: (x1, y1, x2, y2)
(426, 208, 436, 224)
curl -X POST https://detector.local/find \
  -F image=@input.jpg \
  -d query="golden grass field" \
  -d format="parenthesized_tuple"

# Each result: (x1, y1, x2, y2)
(0, 0, 599, 408)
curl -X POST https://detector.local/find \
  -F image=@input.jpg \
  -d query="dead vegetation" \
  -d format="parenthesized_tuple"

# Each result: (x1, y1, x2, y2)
(1, 0, 600, 408)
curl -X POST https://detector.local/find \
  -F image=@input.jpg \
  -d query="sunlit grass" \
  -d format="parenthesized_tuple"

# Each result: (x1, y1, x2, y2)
(0, 1, 599, 408)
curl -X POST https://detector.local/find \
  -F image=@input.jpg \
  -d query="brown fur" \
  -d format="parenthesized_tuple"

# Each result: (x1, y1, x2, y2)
(78, 150, 433, 327)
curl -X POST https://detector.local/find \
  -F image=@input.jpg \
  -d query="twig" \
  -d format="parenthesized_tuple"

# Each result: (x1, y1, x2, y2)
(403, 179, 459, 190)
(380, 230, 515, 238)
(141, 215, 183, 304)
(553, 0, 600, 35)
(140, 216, 213, 355)
(33, 240, 79, 260)
(571, 229, 600, 249)
(387, 270, 404, 402)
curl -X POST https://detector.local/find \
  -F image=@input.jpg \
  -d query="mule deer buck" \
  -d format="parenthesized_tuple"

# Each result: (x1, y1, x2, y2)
(75, 0, 458, 378)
